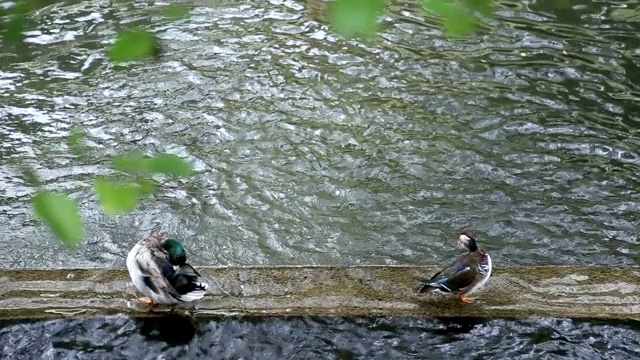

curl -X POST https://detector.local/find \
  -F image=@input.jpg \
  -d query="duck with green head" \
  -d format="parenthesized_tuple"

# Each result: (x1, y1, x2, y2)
(126, 235, 209, 306)
(416, 232, 492, 303)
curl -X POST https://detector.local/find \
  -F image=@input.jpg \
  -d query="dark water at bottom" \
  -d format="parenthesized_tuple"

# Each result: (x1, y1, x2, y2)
(1, 315, 638, 359)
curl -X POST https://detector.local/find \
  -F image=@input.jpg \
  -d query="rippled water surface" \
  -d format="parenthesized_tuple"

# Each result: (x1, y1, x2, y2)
(0, 316, 639, 359)
(1, 1, 639, 267)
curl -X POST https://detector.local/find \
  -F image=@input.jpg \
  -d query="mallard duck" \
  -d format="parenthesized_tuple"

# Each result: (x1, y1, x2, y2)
(416, 232, 492, 303)
(126, 235, 209, 306)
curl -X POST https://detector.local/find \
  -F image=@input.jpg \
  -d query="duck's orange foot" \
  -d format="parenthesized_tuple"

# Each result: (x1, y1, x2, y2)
(138, 297, 157, 306)
(458, 295, 476, 304)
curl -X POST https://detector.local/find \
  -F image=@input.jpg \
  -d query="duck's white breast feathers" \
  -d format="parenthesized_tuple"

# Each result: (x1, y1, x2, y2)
(126, 243, 180, 304)
(467, 253, 492, 295)
(126, 244, 151, 297)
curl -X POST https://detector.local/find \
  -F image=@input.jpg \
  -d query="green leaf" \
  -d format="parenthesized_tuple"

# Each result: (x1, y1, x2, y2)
(95, 177, 140, 215)
(422, 0, 479, 35)
(111, 152, 193, 177)
(443, 11, 477, 36)
(330, 0, 386, 39)
(135, 177, 157, 197)
(148, 153, 194, 176)
(108, 28, 159, 62)
(112, 152, 150, 174)
(466, 0, 494, 16)
(8, 0, 57, 14)
(33, 191, 84, 247)
(422, 0, 458, 18)
(161, 5, 191, 19)
(67, 126, 86, 157)
(19, 165, 42, 187)
(3, 15, 28, 44)
(7, 0, 35, 15)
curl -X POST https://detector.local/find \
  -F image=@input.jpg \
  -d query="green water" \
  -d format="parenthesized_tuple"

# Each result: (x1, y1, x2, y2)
(1, 0, 638, 269)
(2, 0, 639, 269)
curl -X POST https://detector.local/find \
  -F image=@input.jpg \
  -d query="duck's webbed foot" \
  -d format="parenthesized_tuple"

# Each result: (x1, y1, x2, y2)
(138, 297, 157, 306)
(458, 295, 476, 304)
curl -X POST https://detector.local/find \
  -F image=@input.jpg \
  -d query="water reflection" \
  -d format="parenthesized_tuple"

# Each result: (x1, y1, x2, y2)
(431, 317, 488, 335)
(136, 314, 198, 346)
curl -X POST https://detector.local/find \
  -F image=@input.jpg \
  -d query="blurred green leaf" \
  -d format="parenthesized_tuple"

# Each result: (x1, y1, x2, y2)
(330, 0, 386, 39)
(95, 177, 140, 215)
(161, 5, 191, 19)
(466, 0, 493, 16)
(33, 191, 84, 247)
(422, 0, 482, 35)
(8, 0, 60, 14)
(0, 0, 53, 43)
(135, 177, 157, 197)
(148, 153, 194, 177)
(8, 0, 35, 15)
(422, 0, 458, 18)
(67, 126, 87, 156)
(443, 13, 477, 35)
(108, 28, 158, 62)
(112, 152, 193, 177)
(19, 165, 42, 187)
(112, 152, 150, 174)
(3, 15, 28, 44)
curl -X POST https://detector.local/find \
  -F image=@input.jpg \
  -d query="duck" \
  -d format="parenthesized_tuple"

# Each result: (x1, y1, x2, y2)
(416, 232, 492, 303)
(126, 235, 209, 306)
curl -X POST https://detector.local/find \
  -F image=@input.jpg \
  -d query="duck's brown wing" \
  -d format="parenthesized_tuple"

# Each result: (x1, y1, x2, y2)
(422, 252, 469, 283)
(417, 252, 480, 293)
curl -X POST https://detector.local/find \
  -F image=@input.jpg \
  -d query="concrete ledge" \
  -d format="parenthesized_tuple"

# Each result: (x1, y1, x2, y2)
(1, 266, 639, 320)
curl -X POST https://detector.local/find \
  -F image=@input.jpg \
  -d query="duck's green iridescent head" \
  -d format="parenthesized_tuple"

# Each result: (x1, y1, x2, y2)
(161, 239, 187, 265)
(458, 232, 478, 252)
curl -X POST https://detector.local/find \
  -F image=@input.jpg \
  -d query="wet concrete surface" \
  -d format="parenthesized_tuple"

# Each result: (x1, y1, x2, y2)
(1, 266, 638, 320)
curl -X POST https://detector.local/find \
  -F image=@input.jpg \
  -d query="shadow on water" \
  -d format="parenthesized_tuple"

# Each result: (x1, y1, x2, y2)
(1, 316, 639, 359)
(431, 316, 488, 335)
(135, 313, 198, 346)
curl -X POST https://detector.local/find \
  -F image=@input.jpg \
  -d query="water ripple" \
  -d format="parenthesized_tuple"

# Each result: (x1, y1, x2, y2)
(0, 316, 638, 359)
(0, 0, 639, 268)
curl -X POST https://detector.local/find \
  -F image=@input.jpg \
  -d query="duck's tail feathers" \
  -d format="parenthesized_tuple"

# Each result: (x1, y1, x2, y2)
(416, 279, 452, 294)
(178, 288, 207, 302)
(171, 264, 210, 302)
